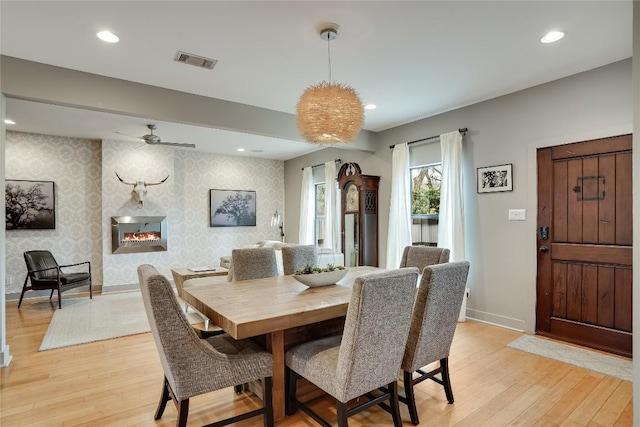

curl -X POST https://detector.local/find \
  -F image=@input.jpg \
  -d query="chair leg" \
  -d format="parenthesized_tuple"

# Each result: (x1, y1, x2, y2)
(262, 376, 274, 427)
(441, 358, 455, 404)
(286, 368, 298, 415)
(388, 381, 402, 427)
(204, 318, 210, 331)
(404, 370, 419, 425)
(234, 384, 244, 393)
(176, 399, 189, 427)
(49, 289, 55, 299)
(336, 400, 349, 427)
(155, 377, 172, 420)
(18, 275, 29, 308)
(89, 282, 93, 299)
(57, 286, 62, 309)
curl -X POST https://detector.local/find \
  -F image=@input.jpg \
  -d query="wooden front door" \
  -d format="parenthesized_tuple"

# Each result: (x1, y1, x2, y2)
(536, 134, 632, 357)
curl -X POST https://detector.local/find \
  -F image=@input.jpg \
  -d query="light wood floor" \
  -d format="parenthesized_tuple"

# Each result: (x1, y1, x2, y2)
(1, 295, 633, 426)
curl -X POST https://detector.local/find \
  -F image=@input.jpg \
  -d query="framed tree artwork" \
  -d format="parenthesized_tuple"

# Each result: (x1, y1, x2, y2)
(209, 189, 256, 227)
(5, 180, 56, 230)
(477, 164, 513, 193)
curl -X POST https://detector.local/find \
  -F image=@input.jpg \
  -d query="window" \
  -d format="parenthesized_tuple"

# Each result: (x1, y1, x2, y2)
(314, 182, 326, 246)
(410, 163, 441, 246)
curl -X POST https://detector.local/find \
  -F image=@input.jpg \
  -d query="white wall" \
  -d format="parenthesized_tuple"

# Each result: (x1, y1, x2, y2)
(284, 59, 632, 333)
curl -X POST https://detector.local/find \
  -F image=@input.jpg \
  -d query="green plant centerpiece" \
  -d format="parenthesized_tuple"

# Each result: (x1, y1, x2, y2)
(294, 263, 346, 275)
(292, 264, 348, 288)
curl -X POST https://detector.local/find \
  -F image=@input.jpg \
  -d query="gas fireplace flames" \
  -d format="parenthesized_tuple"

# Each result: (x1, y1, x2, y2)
(121, 232, 161, 243)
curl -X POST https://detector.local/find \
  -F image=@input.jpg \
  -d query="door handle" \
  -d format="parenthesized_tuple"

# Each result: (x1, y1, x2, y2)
(539, 246, 549, 253)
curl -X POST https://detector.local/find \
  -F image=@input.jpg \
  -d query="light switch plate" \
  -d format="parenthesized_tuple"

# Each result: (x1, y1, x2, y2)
(508, 209, 526, 221)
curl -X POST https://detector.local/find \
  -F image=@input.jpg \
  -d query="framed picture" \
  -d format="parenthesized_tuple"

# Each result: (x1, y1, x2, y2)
(5, 180, 56, 230)
(209, 189, 256, 227)
(477, 164, 513, 193)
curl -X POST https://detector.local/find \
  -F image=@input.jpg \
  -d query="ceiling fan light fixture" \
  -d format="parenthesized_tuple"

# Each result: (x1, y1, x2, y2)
(296, 24, 364, 145)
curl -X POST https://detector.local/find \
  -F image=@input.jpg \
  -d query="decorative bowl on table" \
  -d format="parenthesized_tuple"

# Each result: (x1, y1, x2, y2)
(292, 266, 348, 288)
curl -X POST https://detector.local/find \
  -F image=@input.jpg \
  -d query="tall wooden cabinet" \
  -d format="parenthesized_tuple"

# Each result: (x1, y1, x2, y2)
(337, 162, 380, 267)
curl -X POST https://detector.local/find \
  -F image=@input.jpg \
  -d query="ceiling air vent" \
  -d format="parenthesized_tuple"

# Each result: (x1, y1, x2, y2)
(174, 51, 217, 70)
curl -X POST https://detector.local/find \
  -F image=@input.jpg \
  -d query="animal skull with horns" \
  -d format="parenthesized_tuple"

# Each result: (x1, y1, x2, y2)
(115, 172, 170, 208)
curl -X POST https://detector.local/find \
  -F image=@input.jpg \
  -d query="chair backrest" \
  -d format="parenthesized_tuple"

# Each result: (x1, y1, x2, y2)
(399, 246, 450, 271)
(402, 261, 470, 373)
(335, 268, 419, 402)
(281, 245, 318, 275)
(24, 250, 59, 280)
(231, 248, 278, 281)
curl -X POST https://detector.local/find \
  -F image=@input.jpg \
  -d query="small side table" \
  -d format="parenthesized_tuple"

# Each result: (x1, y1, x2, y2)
(171, 267, 228, 331)
(171, 267, 228, 299)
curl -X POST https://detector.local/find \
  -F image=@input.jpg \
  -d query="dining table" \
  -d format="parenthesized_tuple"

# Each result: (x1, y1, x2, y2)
(181, 265, 381, 421)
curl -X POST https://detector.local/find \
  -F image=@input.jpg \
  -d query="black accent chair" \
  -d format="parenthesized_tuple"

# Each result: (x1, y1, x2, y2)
(19, 250, 92, 309)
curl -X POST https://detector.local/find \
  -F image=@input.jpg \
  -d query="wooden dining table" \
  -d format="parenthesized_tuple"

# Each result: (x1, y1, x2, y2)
(181, 266, 381, 421)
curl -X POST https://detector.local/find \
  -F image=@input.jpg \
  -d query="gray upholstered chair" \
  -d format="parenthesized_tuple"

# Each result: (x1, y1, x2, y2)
(20, 250, 92, 309)
(400, 261, 470, 425)
(281, 244, 318, 275)
(137, 264, 274, 427)
(286, 268, 419, 427)
(399, 245, 450, 271)
(229, 247, 278, 282)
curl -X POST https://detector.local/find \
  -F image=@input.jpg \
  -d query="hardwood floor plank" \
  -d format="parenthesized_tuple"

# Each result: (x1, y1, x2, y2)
(560, 376, 621, 426)
(589, 381, 632, 426)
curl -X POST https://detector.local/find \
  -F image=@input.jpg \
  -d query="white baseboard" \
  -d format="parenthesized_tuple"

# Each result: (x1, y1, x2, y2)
(0, 344, 12, 367)
(466, 308, 526, 332)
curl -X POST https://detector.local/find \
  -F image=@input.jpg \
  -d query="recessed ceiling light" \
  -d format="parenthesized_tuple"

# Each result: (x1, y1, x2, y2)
(364, 104, 377, 110)
(237, 148, 245, 152)
(541, 31, 564, 44)
(4, 119, 16, 125)
(97, 30, 119, 43)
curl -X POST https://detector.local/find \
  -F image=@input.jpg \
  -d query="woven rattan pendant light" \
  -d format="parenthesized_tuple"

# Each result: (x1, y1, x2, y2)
(296, 24, 364, 145)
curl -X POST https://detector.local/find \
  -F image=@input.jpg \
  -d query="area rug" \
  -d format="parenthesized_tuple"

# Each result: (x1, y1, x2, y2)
(39, 291, 203, 351)
(507, 335, 632, 382)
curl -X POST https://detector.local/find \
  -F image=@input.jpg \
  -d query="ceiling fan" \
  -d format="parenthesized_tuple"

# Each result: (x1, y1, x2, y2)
(115, 124, 196, 148)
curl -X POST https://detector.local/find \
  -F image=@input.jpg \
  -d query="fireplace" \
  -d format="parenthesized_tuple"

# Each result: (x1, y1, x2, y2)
(111, 216, 167, 254)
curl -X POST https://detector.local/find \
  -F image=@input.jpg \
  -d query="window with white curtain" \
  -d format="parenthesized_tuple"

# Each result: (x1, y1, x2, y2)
(314, 182, 326, 246)
(410, 162, 441, 246)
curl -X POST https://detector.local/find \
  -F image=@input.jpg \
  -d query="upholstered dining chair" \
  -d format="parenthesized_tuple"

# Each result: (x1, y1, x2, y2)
(400, 261, 470, 425)
(399, 245, 450, 271)
(285, 268, 419, 427)
(281, 245, 318, 275)
(137, 264, 274, 427)
(228, 247, 279, 282)
(19, 250, 92, 309)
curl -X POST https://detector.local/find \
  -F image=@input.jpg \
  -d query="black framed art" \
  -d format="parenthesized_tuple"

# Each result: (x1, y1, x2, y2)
(5, 180, 56, 230)
(477, 164, 513, 193)
(209, 189, 256, 227)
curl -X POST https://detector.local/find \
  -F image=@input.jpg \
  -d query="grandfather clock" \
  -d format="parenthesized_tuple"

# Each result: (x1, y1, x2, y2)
(337, 162, 380, 267)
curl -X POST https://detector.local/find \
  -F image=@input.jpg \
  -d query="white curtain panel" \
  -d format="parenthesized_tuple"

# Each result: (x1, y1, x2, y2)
(324, 161, 340, 253)
(386, 143, 413, 268)
(299, 166, 315, 244)
(438, 130, 466, 261)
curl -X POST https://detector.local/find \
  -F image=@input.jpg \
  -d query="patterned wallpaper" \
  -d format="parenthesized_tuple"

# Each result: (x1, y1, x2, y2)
(5, 132, 285, 293)
(4, 131, 103, 294)
(101, 139, 285, 287)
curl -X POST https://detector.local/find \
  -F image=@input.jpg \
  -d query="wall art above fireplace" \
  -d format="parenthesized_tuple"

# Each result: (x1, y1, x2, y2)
(111, 216, 167, 254)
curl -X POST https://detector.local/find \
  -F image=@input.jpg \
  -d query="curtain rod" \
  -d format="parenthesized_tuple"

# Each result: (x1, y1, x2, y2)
(301, 159, 342, 170)
(389, 127, 468, 150)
